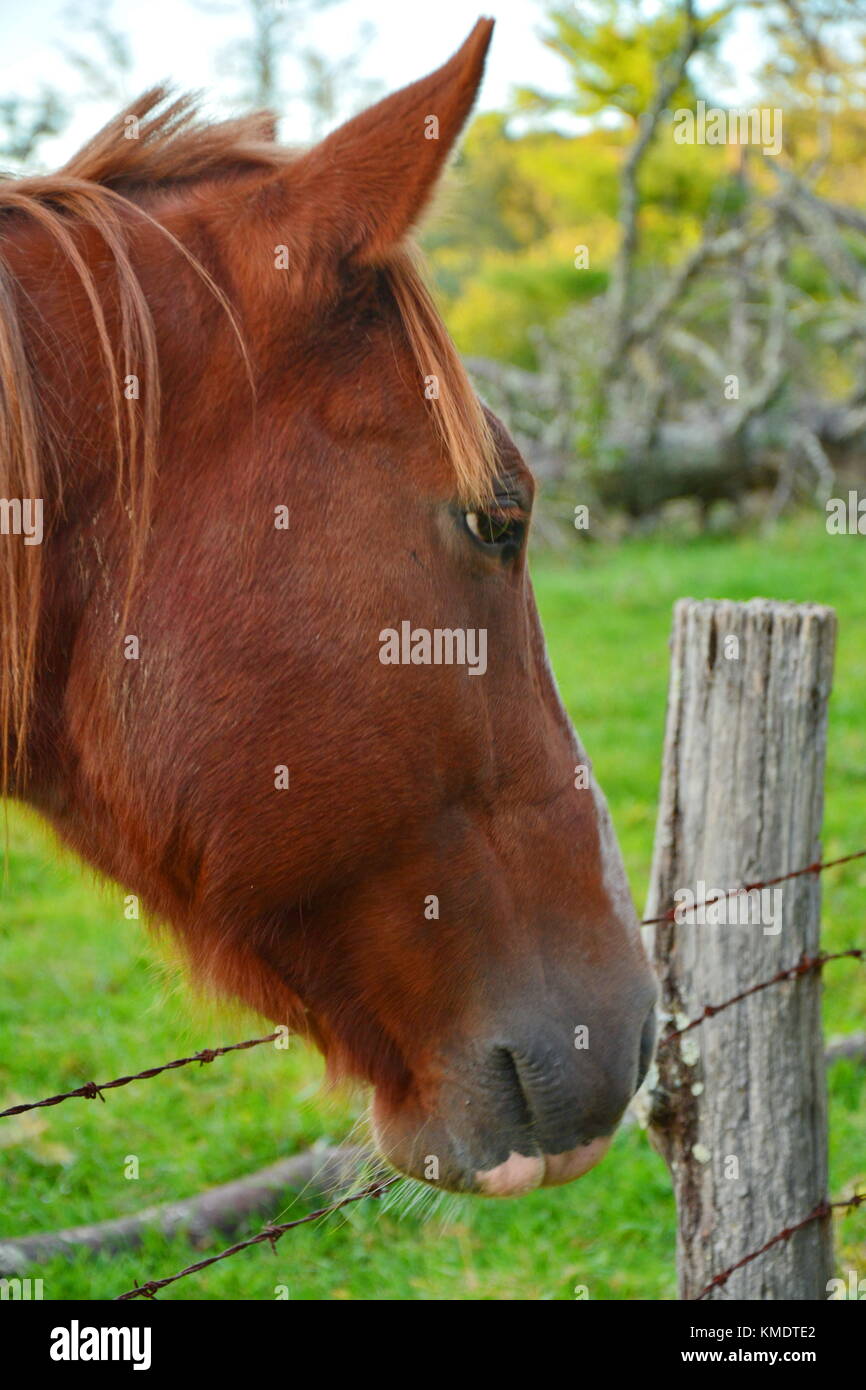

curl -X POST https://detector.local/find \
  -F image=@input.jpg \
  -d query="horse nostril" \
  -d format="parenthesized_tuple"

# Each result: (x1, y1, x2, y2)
(494, 1046, 535, 1128)
(488, 1004, 658, 1159)
(636, 1006, 657, 1089)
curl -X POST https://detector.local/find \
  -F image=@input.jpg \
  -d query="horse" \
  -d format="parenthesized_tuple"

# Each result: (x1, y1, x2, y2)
(0, 18, 656, 1196)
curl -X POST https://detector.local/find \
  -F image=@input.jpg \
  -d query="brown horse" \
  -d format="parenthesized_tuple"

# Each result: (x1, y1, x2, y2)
(0, 19, 656, 1195)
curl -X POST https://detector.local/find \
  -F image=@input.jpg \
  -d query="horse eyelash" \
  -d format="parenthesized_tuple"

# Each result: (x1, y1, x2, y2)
(464, 506, 527, 548)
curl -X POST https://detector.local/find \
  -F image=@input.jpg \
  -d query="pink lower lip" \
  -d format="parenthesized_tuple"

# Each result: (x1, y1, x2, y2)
(541, 1136, 612, 1186)
(475, 1136, 612, 1197)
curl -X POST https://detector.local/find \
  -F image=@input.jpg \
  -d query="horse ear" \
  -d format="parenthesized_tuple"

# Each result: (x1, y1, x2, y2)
(294, 17, 494, 264)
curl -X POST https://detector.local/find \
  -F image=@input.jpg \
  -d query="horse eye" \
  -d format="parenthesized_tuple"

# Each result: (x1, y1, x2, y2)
(464, 507, 526, 552)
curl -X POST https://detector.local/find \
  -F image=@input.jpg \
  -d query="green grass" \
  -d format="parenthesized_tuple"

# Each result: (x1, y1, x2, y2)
(1, 512, 863, 1299)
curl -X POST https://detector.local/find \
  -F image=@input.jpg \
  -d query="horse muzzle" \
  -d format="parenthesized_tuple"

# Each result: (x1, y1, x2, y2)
(371, 992, 657, 1196)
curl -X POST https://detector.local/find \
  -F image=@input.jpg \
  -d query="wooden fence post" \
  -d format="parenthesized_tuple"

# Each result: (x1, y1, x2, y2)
(643, 598, 836, 1300)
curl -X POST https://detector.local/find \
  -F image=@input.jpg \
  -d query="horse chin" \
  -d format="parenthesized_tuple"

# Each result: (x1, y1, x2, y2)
(369, 1092, 613, 1197)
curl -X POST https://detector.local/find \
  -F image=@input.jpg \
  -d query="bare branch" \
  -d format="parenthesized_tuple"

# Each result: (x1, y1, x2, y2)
(604, 0, 699, 374)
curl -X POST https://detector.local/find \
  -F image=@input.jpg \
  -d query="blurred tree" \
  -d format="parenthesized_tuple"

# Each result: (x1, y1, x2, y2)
(197, 0, 380, 136)
(514, 0, 730, 125)
(0, 90, 68, 165)
(196, 0, 329, 109)
(59, 0, 134, 103)
(428, 1, 736, 366)
(299, 21, 382, 139)
(0, 0, 133, 167)
(450, 0, 866, 535)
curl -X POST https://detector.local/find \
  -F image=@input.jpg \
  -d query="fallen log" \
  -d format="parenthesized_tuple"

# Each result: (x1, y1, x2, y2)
(0, 1144, 368, 1276)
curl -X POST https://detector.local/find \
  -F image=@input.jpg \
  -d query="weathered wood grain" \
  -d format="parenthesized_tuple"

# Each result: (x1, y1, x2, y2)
(643, 598, 836, 1300)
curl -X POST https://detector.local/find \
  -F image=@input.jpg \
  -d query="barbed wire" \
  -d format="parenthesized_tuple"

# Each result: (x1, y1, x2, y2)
(643, 853, 866, 1299)
(658, 948, 864, 1046)
(0, 1032, 280, 1118)
(114, 1174, 398, 1300)
(641, 847, 866, 927)
(694, 1191, 866, 1301)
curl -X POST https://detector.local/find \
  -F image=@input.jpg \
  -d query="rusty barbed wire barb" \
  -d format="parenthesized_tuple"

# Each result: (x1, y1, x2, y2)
(694, 1191, 866, 1301)
(641, 847, 866, 927)
(658, 948, 864, 1046)
(114, 1174, 399, 1300)
(0, 1032, 280, 1118)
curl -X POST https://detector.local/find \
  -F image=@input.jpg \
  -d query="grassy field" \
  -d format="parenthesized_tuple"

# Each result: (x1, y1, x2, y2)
(1, 511, 864, 1300)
